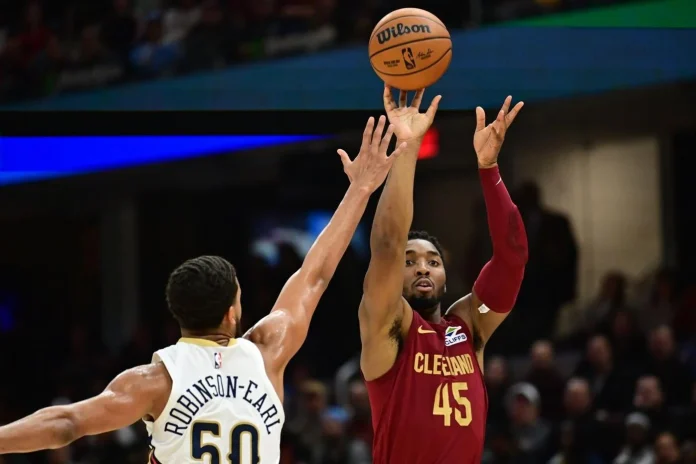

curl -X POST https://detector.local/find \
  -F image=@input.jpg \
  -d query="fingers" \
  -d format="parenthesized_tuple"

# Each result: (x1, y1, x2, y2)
(378, 123, 395, 155)
(337, 149, 351, 169)
(492, 111, 506, 139)
(410, 89, 425, 109)
(383, 85, 397, 112)
(500, 95, 512, 116)
(388, 141, 409, 161)
(398, 89, 407, 108)
(496, 109, 505, 124)
(475, 106, 486, 132)
(505, 101, 524, 126)
(371, 115, 387, 151)
(361, 116, 375, 151)
(425, 95, 442, 121)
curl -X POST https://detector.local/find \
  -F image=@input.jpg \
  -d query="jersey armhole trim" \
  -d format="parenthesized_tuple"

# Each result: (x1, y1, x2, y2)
(144, 351, 178, 427)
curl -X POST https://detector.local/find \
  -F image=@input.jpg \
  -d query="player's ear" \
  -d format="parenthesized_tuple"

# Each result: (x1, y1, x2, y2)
(223, 305, 236, 326)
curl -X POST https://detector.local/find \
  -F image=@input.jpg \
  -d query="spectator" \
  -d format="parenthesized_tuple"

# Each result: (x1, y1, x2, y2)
(576, 335, 636, 412)
(614, 412, 655, 464)
(524, 340, 566, 421)
(583, 272, 630, 333)
(634, 375, 671, 433)
(636, 269, 678, 332)
(287, 379, 329, 458)
(645, 325, 693, 405)
(548, 420, 603, 464)
(486, 356, 511, 428)
(345, 379, 372, 454)
(506, 382, 552, 462)
(608, 310, 647, 367)
(513, 181, 578, 343)
(655, 432, 681, 464)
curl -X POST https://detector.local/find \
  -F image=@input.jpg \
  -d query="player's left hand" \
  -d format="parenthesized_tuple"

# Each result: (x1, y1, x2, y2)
(473, 96, 524, 169)
(337, 115, 408, 192)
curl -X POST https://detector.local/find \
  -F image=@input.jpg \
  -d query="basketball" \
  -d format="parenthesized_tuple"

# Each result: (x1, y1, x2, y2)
(369, 8, 452, 91)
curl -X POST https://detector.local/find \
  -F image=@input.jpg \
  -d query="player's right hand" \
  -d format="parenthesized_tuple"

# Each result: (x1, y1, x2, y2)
(337, 116, 407, 192)
(383, 84, 441, 143)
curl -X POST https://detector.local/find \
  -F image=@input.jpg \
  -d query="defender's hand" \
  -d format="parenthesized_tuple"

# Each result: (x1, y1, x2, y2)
(474, 96, 524, 169)
(383, 84, 441, 143)
(337, 116, 407, 192)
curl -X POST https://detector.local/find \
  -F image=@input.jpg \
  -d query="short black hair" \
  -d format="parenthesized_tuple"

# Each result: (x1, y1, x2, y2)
(407, 230, 445, 264)
(166, 255, 238, 331)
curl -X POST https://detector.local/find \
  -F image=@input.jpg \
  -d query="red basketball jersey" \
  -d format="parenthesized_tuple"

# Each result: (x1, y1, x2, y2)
(366, 310, 488, 464)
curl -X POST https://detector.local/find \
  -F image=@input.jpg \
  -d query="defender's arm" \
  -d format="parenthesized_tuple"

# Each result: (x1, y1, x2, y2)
(248, 117, 403, 373)
(0, 364, 170, 454)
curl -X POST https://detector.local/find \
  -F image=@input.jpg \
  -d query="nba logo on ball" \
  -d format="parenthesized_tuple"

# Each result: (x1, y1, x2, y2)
(445, 326, 467, 347)
(214, 352, 222, 369)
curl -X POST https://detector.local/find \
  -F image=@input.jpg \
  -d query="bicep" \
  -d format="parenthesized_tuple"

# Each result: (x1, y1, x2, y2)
(69, 365, 166, 438)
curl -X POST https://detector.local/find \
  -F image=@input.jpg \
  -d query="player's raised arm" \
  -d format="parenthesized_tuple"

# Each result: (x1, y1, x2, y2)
(0, 364, 170, 454)
(358, 86, 439, 374)
(247, 116, 406, 372)
(447, 97, 528, 343)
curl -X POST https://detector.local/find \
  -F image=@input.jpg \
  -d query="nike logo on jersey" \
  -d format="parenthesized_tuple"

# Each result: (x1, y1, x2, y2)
(418, 325, 436, 334)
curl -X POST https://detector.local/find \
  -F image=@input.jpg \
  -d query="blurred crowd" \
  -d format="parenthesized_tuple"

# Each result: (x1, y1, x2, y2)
(0, 180, 695, 464)
(0, 0, 639, 103)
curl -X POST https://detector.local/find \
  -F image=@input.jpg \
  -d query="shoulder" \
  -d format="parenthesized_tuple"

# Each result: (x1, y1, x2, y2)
(118, 363, 172, 393)
(111, 363, 172, 420)
(244, 310, 292, 348)
(445, 294, 475, 328)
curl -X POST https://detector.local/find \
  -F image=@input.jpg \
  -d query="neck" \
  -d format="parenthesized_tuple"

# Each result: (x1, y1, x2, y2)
(180, 329, 234, 345)
(420, 305, 442, 323)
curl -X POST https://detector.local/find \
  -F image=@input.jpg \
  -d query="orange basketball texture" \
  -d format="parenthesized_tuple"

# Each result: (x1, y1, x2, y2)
(369, 8, 452, 91)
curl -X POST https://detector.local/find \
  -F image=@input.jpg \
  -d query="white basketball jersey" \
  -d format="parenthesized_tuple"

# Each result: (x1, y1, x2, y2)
(144, 337, 284, 464)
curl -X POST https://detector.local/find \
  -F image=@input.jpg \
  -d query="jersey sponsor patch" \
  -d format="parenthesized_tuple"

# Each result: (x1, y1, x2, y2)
(444, 326, 467, 347)
(214, 352, 222, 369)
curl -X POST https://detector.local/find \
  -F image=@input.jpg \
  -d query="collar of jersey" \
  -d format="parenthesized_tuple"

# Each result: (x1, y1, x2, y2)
(178, 337, 237, 347)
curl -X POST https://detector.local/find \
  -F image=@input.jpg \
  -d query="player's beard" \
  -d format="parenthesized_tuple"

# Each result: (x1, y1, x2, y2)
(406, 294, 442, 317)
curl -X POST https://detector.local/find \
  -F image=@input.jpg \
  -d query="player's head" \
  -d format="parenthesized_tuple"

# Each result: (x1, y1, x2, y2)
(403, 230, 447, 317)
(166, 255, 243, 338)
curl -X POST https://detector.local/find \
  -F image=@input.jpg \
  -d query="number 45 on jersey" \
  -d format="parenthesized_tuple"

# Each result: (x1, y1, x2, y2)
(433, 382, 472, 427)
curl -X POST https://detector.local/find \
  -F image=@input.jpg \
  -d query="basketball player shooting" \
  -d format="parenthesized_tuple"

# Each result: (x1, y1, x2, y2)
(357, 86, 528, 463)
(0, 116, 406, 463)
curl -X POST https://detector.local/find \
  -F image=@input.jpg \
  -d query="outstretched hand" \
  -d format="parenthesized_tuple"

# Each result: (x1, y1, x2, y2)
(337, 115, 407, 192)
(473, 96, 524, 168)
(383, 85, 441, 142)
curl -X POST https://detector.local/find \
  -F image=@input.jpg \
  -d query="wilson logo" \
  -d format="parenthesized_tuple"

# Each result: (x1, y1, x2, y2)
(376, 23, 432, 45)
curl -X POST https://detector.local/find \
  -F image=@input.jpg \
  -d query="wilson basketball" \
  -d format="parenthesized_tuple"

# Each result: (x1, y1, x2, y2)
(369, 8, 452, 91)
